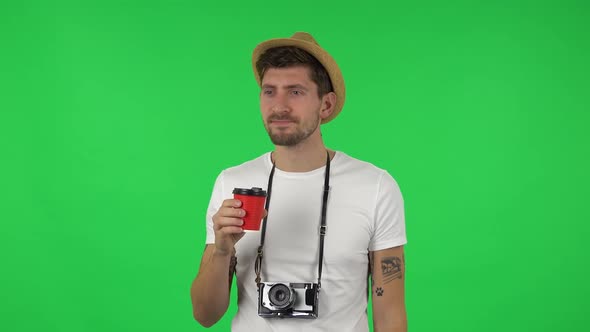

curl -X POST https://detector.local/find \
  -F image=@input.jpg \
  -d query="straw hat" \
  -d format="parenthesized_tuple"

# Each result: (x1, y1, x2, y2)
(252, 32, 346, 124)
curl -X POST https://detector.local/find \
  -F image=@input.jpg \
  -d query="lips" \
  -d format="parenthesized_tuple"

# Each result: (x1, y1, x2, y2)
(268, 117, 297, 126)
(271, 120, 294, 125)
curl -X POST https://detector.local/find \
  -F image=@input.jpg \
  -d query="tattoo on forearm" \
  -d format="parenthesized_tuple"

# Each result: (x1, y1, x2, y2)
(381, 256, 402, 284)
(229, 255, 237, 280)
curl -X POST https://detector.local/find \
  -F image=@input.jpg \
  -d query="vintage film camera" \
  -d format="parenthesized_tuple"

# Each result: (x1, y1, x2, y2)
(257, 282, 319, 319)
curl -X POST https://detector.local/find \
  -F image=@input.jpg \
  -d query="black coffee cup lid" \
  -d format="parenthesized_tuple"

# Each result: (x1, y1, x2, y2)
(233, 187, 267, 196)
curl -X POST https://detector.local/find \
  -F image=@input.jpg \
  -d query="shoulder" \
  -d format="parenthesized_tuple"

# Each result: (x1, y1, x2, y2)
(220, 152, 271, 177)
(333, 151, 403, 201)
(214, 152, 272, 191)
(334, 151, 396, 183)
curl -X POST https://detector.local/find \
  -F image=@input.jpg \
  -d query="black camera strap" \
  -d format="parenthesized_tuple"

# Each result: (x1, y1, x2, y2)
(255, 151, 331, 290)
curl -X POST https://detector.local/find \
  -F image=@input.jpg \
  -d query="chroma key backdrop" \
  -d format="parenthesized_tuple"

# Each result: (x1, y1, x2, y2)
(1, 1, 588, 331)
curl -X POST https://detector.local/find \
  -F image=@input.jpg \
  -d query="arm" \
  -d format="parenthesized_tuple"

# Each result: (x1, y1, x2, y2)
(190, 199, 246, 327)
(370, 245, 407, 332)
(190, 244, 235, 327)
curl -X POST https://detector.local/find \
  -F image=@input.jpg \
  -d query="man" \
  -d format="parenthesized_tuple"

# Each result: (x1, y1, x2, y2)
(191, 32, 407, 332)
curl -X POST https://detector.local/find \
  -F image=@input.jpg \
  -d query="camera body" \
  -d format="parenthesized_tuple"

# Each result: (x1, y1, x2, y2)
(257, 282, 319, 319)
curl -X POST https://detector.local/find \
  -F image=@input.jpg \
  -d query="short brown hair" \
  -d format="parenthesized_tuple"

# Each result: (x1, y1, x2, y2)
(255, 46, 334, 97)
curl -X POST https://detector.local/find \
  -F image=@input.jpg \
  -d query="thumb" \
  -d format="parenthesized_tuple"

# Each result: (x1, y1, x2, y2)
(234, 232, 246, 243)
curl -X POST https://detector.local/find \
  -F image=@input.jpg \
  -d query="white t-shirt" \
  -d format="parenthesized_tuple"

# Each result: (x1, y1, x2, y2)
(205, 151, 406, 332)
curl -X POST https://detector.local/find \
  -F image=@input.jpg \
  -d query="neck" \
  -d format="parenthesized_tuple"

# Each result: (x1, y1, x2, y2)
(272, 139, 334, 172)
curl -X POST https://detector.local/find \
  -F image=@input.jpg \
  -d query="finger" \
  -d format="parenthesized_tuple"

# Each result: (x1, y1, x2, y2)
(232, 232, 246, 243)
(219, 226, 244, 235)
(218, 206, 245, 218)
(214, 216, 244, 230)
(222, 199, 242, 208)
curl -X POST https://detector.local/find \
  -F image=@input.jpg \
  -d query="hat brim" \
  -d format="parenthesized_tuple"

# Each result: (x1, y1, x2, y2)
(252, 38, 345, 124)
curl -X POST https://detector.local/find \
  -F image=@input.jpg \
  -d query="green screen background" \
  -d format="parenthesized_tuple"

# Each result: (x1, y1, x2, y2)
(1, 0, 589, 331)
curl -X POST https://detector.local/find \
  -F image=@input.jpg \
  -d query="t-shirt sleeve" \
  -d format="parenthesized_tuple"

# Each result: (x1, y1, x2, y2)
(369, 170, 407, 251)
(205, 171, 225, 244)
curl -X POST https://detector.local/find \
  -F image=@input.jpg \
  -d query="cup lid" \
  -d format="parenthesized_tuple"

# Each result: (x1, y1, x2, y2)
(233, 187, 267, 196)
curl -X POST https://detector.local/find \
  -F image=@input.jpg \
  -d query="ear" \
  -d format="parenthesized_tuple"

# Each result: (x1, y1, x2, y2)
(319, 92, 337, 120)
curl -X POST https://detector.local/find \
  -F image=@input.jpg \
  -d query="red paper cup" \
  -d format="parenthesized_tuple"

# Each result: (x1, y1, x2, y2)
(233, 187, 267, 232)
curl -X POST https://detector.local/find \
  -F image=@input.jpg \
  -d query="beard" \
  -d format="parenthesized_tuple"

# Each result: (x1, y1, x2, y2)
(264, 112, 321, 146)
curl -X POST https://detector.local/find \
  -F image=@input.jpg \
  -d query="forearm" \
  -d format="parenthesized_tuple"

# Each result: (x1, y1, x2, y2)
(372, 290, 407, 332)
(373, 308, 407, 332)
(190, 247, 233, 327)
(374, 324, 407, 332)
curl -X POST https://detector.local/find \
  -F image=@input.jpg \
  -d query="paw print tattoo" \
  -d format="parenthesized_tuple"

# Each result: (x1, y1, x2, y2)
(375, 287, 384, 296)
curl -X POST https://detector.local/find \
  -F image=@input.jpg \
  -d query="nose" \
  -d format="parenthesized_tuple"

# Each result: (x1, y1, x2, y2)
(270, 92, 291, 114)
(271, 103, 290, 115)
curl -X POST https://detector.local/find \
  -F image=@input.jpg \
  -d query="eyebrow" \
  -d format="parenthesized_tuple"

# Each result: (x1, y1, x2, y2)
(261, 84, 309, 91)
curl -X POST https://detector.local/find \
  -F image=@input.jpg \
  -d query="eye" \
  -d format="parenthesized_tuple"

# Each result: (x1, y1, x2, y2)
(291, 90, 303, 96)
(262, 89, 274, 96)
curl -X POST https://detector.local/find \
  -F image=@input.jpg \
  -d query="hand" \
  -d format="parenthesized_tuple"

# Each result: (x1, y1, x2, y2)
(212, 199, 267, 256)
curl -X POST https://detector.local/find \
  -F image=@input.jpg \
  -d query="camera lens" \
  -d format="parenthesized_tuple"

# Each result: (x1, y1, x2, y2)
(268, 283, 294, 309)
